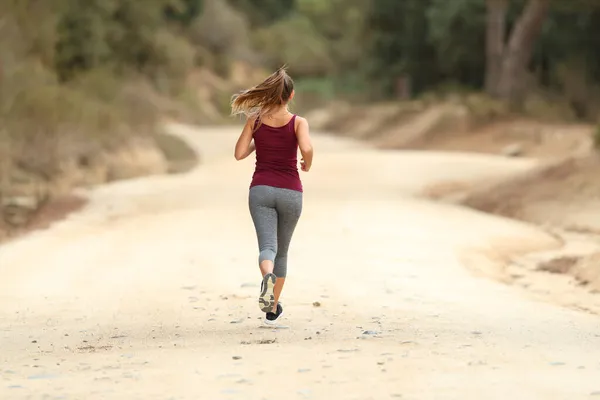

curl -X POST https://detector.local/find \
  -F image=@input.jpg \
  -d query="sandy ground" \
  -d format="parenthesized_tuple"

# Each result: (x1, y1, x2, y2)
(1, 124, 600, 400)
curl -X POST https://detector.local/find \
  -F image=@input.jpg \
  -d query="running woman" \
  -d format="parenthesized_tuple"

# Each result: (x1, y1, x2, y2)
(231, 66, 314, 325)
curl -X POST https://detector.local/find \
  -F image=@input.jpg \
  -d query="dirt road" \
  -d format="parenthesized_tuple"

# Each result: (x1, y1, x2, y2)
(1, 124, 599, 400)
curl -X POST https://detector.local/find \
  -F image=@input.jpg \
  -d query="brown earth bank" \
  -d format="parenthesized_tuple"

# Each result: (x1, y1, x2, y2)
(0, 132, 199, 244)
(309, 99, 600, 314)
(452, 153, 600, 314)
(411, 115, 600, 311)
(0, 195, 87, 243)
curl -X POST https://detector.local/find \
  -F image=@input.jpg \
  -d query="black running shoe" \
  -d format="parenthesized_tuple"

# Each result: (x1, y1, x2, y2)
(265, 303, 283, 325)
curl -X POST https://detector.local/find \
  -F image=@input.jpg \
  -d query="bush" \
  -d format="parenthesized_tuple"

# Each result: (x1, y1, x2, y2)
(291, 77, 336, 113)
(0, 55, 167, 182)
(153, 131, 198, 174)
(147, 29, 197, 95)
(460, 92, 511, 124)
(6, 81, 123, 178)
(189, 0, 249, 57)
(251, 15, 333, 76)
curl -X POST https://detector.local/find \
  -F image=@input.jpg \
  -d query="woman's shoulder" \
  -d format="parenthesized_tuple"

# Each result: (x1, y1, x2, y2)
(245, 116, 261, 133)
(293, 115, 308, 130)
(247, 116, 259, 126)
(293, 114, 306, 122)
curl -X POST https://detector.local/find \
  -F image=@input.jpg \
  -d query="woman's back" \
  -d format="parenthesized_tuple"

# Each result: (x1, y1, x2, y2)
(250, 115, 302, 192)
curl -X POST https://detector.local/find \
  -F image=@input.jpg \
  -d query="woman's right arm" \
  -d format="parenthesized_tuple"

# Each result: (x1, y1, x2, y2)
(234, 118, 256, 161)
(295, 117, 313, 172)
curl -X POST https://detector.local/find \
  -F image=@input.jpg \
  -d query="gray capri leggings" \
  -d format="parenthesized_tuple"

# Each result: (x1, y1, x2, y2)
(249, 185, 303, 278)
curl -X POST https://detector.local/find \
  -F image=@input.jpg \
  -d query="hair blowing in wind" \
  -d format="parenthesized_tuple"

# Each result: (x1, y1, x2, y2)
(230, 66, 294, 122)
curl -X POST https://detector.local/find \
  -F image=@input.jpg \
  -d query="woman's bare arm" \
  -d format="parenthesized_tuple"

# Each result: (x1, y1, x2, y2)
(295, 117, 313, 171)
(234, 118, 257, 160)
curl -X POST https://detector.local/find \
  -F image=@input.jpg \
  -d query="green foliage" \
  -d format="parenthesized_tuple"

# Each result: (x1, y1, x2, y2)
(54, 1, 114, 81)
(53, 0, 198, 87)
(3, 0, 600, 189)
(229, 0, 295, 27)
(189, 0, 249, 57)
(357, 0, 600, 115)
(2, 69, 121, 178)
(9, 0, 600, 117)
(426, 0, 486, 88)
(294, 77, 335, 108)
(296, 0, 369, 83)
(147, 29, 197, 94)
(164, 0, 204, 26)
(365, 0, 438, 98)
(252, 15, 332, 76)
(0, 0, 191, 188)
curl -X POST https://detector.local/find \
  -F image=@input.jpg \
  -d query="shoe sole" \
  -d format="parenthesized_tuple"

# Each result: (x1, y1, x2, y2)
(258, 273, 277, 313)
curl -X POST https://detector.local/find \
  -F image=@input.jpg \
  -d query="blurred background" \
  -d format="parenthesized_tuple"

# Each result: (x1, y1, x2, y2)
(1, 0, 600, 249)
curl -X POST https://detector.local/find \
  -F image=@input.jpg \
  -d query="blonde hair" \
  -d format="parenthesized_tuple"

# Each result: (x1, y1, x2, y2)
(230, 66, 294, 128)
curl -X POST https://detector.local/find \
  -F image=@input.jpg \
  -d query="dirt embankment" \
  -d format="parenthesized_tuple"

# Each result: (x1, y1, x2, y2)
(309, 98, 600, 312)
(0, 133, 198, 243)
(454, 150, 600, 312)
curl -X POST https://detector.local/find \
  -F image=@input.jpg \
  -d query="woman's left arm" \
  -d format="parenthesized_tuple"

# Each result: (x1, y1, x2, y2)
(234, 118, 256, 160)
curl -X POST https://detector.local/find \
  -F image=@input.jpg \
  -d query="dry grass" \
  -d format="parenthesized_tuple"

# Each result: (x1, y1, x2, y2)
(0, 60, 203, 235)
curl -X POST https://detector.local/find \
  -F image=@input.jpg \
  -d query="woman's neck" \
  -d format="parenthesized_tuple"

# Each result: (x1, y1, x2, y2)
(264, 106, 290, 119)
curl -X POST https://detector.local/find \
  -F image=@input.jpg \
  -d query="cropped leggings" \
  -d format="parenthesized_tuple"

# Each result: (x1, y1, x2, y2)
(248, 185, 303, 278)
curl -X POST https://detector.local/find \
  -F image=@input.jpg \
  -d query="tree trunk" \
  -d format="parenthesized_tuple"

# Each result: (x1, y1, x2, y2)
(495, 0, 550, 104)
(485, 0, 508, 96)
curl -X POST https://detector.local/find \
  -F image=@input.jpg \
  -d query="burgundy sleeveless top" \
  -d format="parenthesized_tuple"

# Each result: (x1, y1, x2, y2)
(250, 115, 303, 192)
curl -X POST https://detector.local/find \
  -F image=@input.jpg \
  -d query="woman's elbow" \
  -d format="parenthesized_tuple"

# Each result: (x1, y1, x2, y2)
(300, 145, 313, 155)
(234, 148, 245, 160)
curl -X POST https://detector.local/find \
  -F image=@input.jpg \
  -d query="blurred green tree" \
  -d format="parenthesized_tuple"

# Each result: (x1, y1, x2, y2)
(365, 0, 438, 98)
(229, 0, 295, 27)
(54, 0, 192, 83)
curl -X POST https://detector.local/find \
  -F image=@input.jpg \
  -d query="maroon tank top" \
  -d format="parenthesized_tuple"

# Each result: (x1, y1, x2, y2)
(249, 115, 303, 192)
